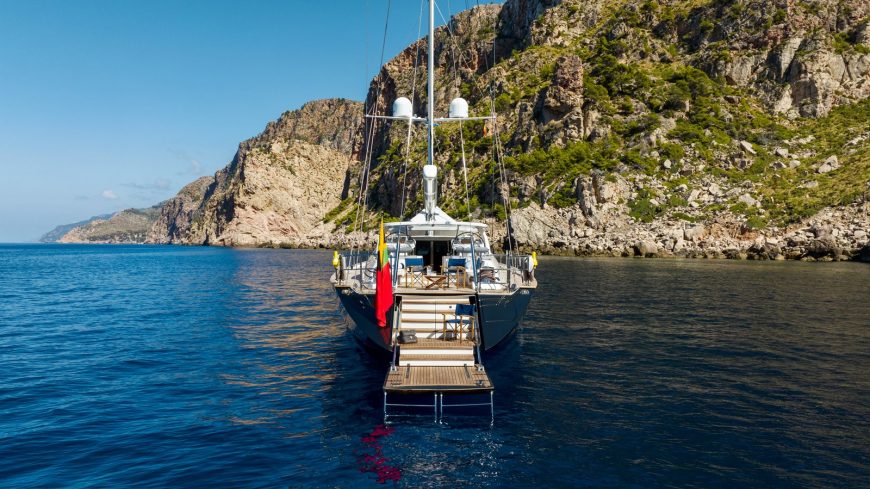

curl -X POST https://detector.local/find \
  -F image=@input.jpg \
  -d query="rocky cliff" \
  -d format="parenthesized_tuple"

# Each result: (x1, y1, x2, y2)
(144, 99, 363, 247)
(54, 206, 162, 244)
(138, 0, 868, 260)
(344, 0, 870, 260)
(183, 141, 355, 246)
(146, 176, 212, 244)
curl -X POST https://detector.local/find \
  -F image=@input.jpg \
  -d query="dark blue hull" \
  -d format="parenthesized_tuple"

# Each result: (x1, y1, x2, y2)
(335, 287, 393, 352)
(477, 288, 534, 350)
(334, 286, 534, 353)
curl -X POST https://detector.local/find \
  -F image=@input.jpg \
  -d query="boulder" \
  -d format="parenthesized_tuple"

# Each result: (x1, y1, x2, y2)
(634, 240, 659, 257)
(749, 242, 782, 260)
(684, 224, 706, 242)
(738, 193, 760, 207)
(811, 223, 833, 239)
(805, 238, 840, 259)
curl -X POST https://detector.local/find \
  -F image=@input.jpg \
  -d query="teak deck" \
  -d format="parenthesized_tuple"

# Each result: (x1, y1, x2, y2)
(399, 338, 472, 350)
(383, 366, 493, 393)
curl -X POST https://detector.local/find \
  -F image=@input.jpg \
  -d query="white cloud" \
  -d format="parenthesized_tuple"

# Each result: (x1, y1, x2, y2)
(169, 148, 205, 176)
(101, 189, 118, 200)
(187, 159, 202, 175)
(122, 179, 172, 191)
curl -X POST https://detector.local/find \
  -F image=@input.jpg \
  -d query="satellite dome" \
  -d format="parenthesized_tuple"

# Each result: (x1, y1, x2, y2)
(449, 97, 469, 118)
(393, 97, 413, 118)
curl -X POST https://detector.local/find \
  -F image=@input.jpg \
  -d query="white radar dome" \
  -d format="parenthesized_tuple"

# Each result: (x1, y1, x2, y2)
(422, 164, 438, 178)
(393, 97, 413, 118)
(449, 97, 469, 118)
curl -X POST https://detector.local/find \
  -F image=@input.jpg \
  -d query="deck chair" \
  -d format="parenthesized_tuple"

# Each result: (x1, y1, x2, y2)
(444, 257, 467, 288)
(441, 304, 476, 343)
(403, 256, 425, 287)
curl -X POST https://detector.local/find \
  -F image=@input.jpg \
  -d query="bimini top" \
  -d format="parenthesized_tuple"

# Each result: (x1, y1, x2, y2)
(385, 206, 488, 239)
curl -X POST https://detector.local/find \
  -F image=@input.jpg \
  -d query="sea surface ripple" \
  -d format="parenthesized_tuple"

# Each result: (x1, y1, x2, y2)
(0, 244, 868, 488)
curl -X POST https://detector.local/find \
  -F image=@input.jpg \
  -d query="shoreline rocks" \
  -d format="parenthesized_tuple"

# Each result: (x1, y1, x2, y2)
(481, 201, 870, 262)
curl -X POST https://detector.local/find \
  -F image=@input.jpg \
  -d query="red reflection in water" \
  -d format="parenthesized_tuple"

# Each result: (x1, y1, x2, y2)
(358, 424, 400, 484)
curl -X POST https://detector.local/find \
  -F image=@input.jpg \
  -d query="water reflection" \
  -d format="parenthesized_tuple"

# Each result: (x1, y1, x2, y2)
(2, 246, 868, 487)
(207, 250, 870, 487)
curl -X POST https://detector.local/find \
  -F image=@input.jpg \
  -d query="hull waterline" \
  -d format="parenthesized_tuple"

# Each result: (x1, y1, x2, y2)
(477, 288, 534, 350)
(334, 286, 533, 353)
(335, 287, 393, 352)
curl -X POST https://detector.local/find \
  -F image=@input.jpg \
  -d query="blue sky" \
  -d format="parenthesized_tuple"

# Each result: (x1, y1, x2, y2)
(0, 0, 500, 242)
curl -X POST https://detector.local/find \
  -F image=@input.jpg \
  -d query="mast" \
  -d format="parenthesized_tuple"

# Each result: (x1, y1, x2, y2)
(423, 0, 437, 220)
(427, 0, 434, 166)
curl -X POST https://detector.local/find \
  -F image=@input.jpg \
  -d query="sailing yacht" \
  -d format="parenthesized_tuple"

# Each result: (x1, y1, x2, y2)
(331, 1, 536, 413)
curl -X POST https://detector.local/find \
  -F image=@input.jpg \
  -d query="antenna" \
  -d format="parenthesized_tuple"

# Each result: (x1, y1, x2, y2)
(365, 0, 495, 221)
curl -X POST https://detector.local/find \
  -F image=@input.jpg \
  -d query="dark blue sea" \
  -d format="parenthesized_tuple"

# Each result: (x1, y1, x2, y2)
(1, 244, 868, 488)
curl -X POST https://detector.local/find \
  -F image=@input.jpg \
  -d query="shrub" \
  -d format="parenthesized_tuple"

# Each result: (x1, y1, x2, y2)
(744, 216, 769, 229)
(659, 142, 686, 162)
(494, 93, 514, 112)
(672, 212, 697, 222)
(628, 189, 662, 222)
(549, 185, 577, 208)
(540, 62, 556, 80)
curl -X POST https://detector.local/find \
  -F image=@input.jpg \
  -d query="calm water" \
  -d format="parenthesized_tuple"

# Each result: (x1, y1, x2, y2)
(1, 244, 868, 488)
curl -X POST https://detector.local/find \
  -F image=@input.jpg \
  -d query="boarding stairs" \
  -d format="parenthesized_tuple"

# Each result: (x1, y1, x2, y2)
(383, 294, 493, 422)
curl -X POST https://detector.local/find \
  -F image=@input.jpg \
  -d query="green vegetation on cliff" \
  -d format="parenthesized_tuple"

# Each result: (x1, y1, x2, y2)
(347, 0, 869, 230)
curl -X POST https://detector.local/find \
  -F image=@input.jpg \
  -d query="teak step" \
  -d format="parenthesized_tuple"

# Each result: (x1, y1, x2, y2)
(399, 295, 473, 305)
(400, 311, 453, 322)
(400, 338, 472, 350)
(399, 359, 474, 367)
(398, 304, 471, 310)
(399, 348, 473, 355)
(399, 350, 474, 367)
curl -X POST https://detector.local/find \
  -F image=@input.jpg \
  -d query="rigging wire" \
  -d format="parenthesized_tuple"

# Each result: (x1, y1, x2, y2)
(436, 0, 474, 217)
(352, 0, 393, 255)
(400, 0, 426, 220)
(434, 0, 514, 251)
(488, 0, 515, 255)
(459, 121, 471, 220)
(443, 0, 473, 218)
(356, 0, 515, 254)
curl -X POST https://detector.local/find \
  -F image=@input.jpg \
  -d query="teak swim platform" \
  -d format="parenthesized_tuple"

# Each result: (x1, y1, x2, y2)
(381, 295, 495, 422)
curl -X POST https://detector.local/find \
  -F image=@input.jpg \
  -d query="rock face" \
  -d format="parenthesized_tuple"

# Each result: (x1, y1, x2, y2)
(145, 98, 362, 247)
(57, 206, 162, 244)
(147, 176, 212, 244)
(245, 98, 363, 158)
(86, 0, 868, 261)
(695, 0, 870, 117)
(496, 199, 870, 262)
(183, 141, 353, 246)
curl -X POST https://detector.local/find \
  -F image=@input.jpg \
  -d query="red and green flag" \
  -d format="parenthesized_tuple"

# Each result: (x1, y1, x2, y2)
(375, 219, 393, 327)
